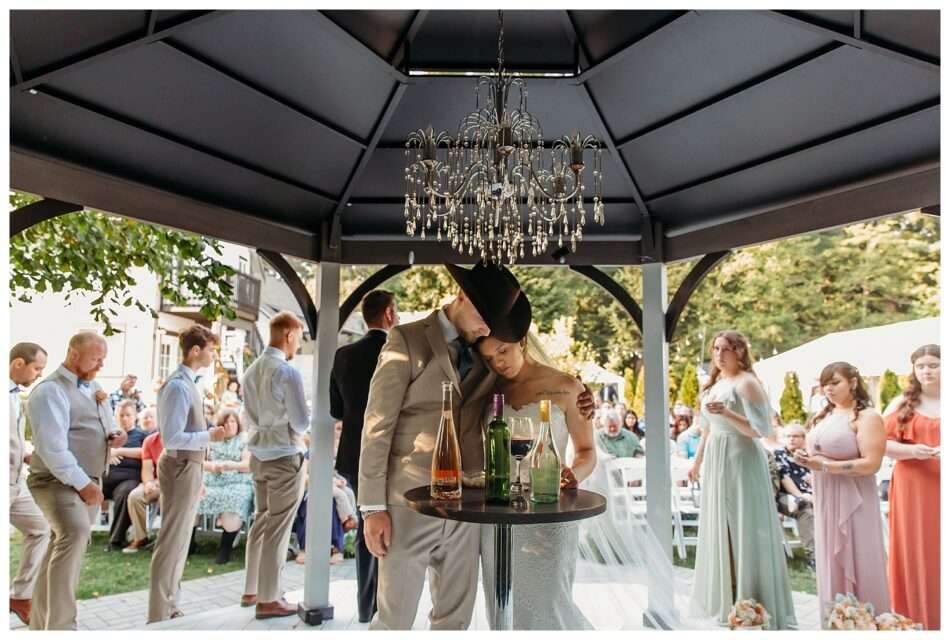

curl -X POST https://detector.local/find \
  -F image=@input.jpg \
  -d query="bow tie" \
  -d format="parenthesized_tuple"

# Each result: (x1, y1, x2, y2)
(10, 385, 21, 394)
(194, 375, 203, 383)
(77, 379, 91, 389)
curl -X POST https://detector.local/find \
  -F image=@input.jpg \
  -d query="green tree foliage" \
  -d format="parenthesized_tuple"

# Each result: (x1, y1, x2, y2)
(10, 192, 236, 335)
(879, 369, 902, 410)
(780, 371, 807, 423)
(632, 367, 645, 415)
(677, 362, 700, 410)
(623, 367, 636, 407)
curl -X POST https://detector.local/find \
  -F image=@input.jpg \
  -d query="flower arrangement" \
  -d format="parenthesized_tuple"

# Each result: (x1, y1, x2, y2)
(827, 593, 876, 630)
(875, 612, 923, 631)
(728, 599, 770, 629)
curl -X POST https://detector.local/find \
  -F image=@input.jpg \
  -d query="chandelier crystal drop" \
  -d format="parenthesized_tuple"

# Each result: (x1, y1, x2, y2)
(403, 10, 605, 265)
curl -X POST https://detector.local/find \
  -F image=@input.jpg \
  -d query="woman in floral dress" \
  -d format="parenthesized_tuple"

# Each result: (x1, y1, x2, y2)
(197, 408, 254, 563)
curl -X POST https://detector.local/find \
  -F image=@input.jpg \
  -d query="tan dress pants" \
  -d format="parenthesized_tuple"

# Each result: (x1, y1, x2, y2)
(10, 481, 50, 600)
(371, 505, 480, 630)
(127, 483, 159, 541)
(243, 453, 305, 603)
(27, 474, 97, 630)
(147, 450, 203, 622)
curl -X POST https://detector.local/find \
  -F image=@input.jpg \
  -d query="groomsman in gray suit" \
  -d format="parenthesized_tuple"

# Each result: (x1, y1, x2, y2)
(9, 342, 50, 626)
(27, 332, 128, 630)
(148, 325, 226, 623)
(241, 311, 311, 619)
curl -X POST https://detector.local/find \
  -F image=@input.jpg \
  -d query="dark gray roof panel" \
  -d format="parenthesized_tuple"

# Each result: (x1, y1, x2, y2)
(12, 91, 334, 230)
(588, 11, 831, 141)
(12, 10, 147, 77)
(864, 10, 940, 60)
(791, 10, 855, 32)
(409, 10, 575, 70)
(324, 10, 416, 62)
(649, 106, 939, 228)
(155, 10, 206, 31)
(166, 10, 396, 140)
(569, 10, 685, 64)
(46, 41, 364, 197)
(622, 45, 940, 197)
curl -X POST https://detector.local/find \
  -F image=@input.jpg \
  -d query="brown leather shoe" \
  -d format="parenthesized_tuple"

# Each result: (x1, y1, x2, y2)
(255, 599, 297, 619)
(10, 598, 30, 625)
(240, 594, 257, 607)
(122, 538, 150, 554)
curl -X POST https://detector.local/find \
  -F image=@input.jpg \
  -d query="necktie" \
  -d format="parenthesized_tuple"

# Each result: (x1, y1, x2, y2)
(453, 336, 473, 381)
(77, 379, 91, 389)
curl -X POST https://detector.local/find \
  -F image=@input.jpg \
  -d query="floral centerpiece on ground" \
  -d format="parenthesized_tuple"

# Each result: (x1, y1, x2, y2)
(728, 599, 770, 630)
(875, 612, 923, 631)
(827, 593, 877, 630)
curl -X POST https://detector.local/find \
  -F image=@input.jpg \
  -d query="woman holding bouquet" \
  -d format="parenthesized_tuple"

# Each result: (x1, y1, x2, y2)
(687, 331, 796, 629)
(883, 345, 940, 630)
(795, 362, 889, 626)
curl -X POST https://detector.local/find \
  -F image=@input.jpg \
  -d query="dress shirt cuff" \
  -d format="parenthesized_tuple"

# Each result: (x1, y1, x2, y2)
(63, 468, 93, 492)
(359, 505, 387, 514)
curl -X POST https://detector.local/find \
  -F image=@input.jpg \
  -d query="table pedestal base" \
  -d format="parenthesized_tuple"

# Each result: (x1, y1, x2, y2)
(490, 523, 513, 630)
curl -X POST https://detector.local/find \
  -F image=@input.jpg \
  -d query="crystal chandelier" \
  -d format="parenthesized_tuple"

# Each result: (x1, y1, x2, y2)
(403, 10, 605, 265)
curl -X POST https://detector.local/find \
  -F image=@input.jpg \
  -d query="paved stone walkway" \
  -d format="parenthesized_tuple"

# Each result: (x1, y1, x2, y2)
(11, 558, 821, 630)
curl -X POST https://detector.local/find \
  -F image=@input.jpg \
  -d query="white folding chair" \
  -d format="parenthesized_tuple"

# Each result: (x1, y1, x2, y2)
(604, 457, 646, 525)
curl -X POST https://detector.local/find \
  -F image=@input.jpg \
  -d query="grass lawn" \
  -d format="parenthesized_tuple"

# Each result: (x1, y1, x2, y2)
(10, 530, 248, 600)
(672, 544, 817, 595)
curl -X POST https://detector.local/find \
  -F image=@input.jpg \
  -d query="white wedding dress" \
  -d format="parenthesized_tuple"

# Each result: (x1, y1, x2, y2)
(478, 402, 593, 630)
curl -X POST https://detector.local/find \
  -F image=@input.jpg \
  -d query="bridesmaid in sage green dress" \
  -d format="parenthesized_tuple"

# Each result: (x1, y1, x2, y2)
(687, 331, 796, 629)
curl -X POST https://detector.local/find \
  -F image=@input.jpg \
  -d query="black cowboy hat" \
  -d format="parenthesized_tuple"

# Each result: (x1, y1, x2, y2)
(445, 262, 532, 343)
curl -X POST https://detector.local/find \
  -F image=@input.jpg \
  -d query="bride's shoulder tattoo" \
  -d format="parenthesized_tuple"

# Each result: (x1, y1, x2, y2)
(535, 389, 570, 397)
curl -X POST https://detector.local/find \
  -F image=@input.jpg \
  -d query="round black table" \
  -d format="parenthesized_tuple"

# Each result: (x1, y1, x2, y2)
(404, 486, 606, 630)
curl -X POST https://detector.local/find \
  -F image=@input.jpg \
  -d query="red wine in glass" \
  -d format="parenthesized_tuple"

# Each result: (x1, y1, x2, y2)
(510, 437, 534, 459)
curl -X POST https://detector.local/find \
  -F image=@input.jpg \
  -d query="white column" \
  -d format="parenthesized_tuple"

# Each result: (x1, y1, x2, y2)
(301, 262, 339, 619)
(642, 262, 674, 626)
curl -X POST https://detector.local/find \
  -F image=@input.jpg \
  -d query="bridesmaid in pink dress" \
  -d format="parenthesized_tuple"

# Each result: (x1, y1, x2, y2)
(795, 362, 889, 627)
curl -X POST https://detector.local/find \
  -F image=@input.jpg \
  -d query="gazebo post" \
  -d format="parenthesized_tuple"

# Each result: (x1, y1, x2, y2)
(641, 262, 674, 628)
(299, 262, 340, 625)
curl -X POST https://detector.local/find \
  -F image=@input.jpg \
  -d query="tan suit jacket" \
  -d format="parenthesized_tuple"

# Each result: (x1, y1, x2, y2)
(358, 310, 495, 507)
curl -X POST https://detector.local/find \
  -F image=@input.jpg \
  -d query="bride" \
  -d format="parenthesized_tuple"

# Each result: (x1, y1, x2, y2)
(476, 330, 710, 630)
(476, 332, 597, 630)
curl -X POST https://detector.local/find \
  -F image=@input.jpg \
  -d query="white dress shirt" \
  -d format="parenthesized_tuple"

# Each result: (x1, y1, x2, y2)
(158, 364, 210, 451)
(27, 366, 96, 490)
(244, 346, 311, 461)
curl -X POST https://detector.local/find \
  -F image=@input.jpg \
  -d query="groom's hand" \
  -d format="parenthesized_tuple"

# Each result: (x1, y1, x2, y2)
(364, 511, 392, 558)
(576, 384, 595, 420)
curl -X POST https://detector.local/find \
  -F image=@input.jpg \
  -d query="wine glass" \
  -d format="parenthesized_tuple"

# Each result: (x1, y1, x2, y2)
(509, 416, 535, 500)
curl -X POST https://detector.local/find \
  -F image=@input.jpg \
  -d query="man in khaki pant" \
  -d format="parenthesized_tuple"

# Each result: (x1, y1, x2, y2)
(9, 342, 51, 626)
(27, 332, 127, 630)
(122, 427, 162, 553)
(241, 311, 310, 619)
(147, 326, 225, 623)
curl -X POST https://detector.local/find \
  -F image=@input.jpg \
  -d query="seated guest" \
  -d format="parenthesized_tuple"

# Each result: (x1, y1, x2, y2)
(597, 410, 643, 458)
(670, 414, 691, 443)
(333, 473, 358, 532)
(677, 423, 702, 459)
(624, 410, 645, 439)
(221, 380, 242, 407)
(196, 408, 254, 564)
(773, 422, 816, 570)
(105, 400, 148, 551)
(109, 374, 145, 416)
(139, 406, 158, 433)
(123, 430, 163, 553)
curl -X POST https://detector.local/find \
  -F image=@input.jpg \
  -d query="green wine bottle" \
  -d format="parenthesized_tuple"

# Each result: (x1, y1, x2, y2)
(485, 393, 511, 503)
(530, 399, 561, 504)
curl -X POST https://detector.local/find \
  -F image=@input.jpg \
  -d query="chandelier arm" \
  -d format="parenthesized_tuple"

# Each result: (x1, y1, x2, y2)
(527, 165, 583, 203)
(420, 160, 487, 201)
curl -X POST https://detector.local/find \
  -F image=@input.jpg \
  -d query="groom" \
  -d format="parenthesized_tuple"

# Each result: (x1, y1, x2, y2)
(358, 262, 592, 630)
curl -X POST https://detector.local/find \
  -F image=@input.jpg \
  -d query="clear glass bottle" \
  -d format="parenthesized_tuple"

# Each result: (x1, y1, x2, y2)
(529, 399, 561, 503)
(484, 393, 511, 503)
(431, 381, 462, 500)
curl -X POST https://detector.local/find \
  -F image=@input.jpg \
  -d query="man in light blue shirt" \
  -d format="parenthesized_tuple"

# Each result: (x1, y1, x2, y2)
(240, 311, 310, 619)
(9, 342, 50, 626)
(27, 332, 127, 630)
(147, 325, 225, 623)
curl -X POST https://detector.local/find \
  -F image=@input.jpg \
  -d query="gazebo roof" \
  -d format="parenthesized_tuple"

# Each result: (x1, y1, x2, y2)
(10, 9, 940, 264)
